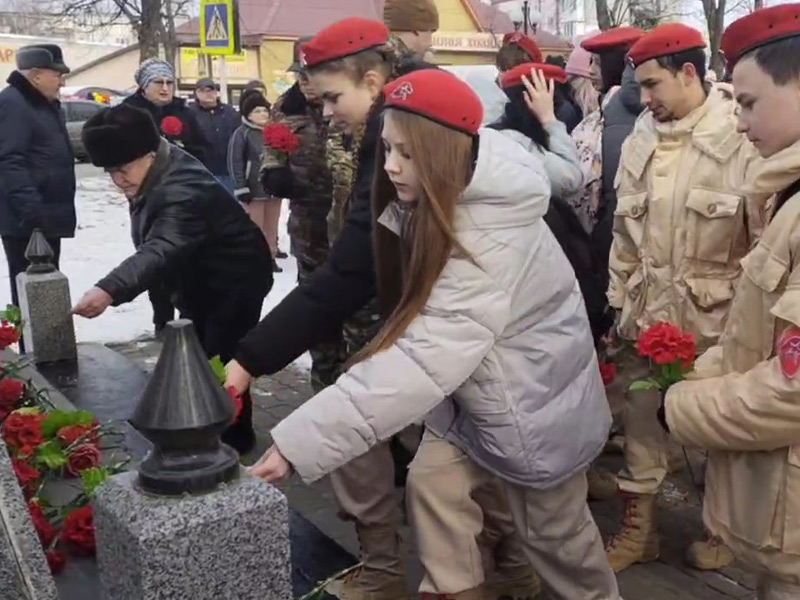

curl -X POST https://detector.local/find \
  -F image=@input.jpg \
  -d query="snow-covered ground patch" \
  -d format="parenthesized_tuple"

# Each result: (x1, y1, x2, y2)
(0, 169, 310, 369)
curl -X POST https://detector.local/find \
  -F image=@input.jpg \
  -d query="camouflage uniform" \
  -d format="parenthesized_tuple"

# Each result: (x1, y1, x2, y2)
(326, 129, 384, 359)
(264, 84, 345, 392)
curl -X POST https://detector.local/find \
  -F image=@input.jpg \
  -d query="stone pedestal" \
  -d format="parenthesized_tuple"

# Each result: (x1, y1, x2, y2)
(17, 269, 77, 364)
(0, 441, 59, 600)
(93, 470, 291, 600)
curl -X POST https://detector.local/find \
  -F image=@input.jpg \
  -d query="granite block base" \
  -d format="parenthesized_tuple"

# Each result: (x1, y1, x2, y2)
(93, 470, 291, 600)
(17, 271, 77, 364)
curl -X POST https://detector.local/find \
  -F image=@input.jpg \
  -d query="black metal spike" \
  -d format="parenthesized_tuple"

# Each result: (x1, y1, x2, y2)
(130, 320, 239, 495)
(24, 229, 56, 274)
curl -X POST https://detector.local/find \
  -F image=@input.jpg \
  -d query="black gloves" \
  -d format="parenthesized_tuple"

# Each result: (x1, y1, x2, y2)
(261, 165, 295, 199)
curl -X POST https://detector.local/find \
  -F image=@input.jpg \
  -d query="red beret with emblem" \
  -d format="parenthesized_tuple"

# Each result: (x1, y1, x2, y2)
(499, 63, 568, 89)
(502, 32, 543, 64)
(383, 70, 483, 135)
(721, 4, 800, 68)
(581, 26, 644, 54)
(627, 23, 707, 67)
(301, 18, 390, 69)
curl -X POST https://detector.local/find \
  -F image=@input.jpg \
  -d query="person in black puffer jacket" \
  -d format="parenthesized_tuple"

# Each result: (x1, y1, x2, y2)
(73, 103, 272, 455)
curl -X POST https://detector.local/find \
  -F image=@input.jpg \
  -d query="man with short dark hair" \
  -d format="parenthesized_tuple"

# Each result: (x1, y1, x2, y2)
(605, 23, 766, 572)
(189, 77, 241, 193)
(72, 103, 272, 455)
(0, 44, 76, 309)
(662, 6, 800, 597)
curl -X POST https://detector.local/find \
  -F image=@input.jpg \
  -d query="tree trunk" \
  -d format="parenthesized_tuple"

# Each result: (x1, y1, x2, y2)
(596, 0, 613, 30)
(162, 0, 177, 67)
(754, 0, 764, 9)
(138, 0, 163, 61)
(702, 0, 727, 78)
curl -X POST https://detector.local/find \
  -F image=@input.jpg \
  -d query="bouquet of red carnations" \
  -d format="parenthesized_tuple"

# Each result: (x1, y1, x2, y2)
(629, 322, 697, 391)
(263, 123, 300, 162)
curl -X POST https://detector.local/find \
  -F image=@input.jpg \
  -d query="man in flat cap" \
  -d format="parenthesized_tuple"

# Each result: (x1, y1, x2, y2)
(0, 44, 76, 311)
(71, 103, 273, 455)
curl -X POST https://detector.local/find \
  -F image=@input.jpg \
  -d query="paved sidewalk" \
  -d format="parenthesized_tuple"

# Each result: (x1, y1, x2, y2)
(111, 338, 756, 600)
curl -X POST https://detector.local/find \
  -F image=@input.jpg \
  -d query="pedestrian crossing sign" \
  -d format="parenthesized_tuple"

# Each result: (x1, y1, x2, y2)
(200, 0, 240, 55)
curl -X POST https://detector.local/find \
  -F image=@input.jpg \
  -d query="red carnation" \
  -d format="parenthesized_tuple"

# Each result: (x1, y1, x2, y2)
(263, 123, 300, 156)
(0, 321, 20, 350)
(637, 322, 696, 368)
(160, 116, 184, 137)
(0, 378, 25, 405)
(66, 444, 101, 478)
(226, 386, 243, 423)
(45, 550, 66, 574)
(27, 501, 56, 547)
(57, 424, 99, 448)
(599, 361, 617, 386)
(2, 413, 44, 450)
(62, 506, 96, 556)
(13, 458, 41, 497)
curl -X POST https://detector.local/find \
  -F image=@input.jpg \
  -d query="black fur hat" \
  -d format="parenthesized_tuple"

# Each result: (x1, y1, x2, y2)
(82, 104, 161, 169)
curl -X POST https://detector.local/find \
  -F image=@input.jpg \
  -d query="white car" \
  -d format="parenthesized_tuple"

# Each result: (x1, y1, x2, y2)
(441, 64, 506, 125)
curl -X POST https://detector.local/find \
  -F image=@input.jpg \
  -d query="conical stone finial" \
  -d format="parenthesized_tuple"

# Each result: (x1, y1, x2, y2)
(24, 229, 56, 274)
(130, 320, 239, 496)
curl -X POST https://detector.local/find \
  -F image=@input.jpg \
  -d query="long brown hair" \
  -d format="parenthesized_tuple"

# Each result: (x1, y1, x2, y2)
(357, 108, 476, 362)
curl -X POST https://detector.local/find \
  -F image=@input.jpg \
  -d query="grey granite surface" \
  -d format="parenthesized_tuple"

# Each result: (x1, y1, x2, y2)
(17, 271, 77, 364)
(94, 469, 292, 600)
(0, 440, 59, 600)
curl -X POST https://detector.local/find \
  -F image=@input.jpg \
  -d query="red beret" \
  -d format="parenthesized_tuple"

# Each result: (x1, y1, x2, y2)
(580, 27, 644, 53)
(502, 32, 543, 64)
(383, 70, 483, 135)
(499, 63, 568, 89)
(627, 23, 706, 67)
(301, 18, 389, 69)
(721, 4, 800, 68)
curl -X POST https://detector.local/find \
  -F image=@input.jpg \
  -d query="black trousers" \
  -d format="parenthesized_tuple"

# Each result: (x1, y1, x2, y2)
(148, 283, 175, 330)
(185, 289, 266, 450)
(2, 236, 62, 308)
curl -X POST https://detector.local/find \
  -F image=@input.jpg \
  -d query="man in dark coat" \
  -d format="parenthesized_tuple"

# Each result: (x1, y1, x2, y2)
(0, 44, 76, 308)
(72, 103, 272, 454)
(123, 58, 210, 335)
(189, 77, 241, 193)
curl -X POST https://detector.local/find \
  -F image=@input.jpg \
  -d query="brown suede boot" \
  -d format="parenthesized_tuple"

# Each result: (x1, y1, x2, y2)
(605, 492, 660, 572)
(484, 564, 541, 600)
(587, 468, 618, 501)
(685, 535, 734, 571)
(325, 526, 408, 600)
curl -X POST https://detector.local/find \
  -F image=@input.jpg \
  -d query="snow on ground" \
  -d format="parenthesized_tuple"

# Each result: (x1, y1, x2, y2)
(0, 169, 310, 369)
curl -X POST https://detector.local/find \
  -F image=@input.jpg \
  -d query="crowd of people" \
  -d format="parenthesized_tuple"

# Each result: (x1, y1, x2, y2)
(1, 0, 799, 598)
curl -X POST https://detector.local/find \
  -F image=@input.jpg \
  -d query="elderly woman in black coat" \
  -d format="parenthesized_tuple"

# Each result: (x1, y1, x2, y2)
(72, 103, 273, 454)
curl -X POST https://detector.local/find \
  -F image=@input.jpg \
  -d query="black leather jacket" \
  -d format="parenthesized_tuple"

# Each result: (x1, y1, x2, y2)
(96, 142, 272, 315)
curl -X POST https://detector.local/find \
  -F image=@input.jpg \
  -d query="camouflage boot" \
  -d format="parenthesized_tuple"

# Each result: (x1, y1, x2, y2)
(685, 535, 734, 571)
(484, 565, 541, 600)
(325, 526, 408, 600)
(421, 586, 485, 600)
(587, 468, 618, 501)
(605, 492, 660, 572)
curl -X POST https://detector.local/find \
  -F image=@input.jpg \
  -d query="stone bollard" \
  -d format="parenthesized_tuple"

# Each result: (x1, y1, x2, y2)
(93, 320, 291, 600)
(16, 229, 77, 364)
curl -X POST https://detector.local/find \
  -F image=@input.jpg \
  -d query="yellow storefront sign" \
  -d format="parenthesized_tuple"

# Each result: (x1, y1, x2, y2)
(432, 32, 502, 53)
(0, 45, 17, 63)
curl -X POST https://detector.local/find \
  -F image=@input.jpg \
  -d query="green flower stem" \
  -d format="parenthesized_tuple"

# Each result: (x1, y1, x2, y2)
(297, 562, 364, 600)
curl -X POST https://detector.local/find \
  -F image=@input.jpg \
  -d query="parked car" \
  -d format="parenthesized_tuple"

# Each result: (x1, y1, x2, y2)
(441, 64, 506, 125)
(62, 100, 106, 162)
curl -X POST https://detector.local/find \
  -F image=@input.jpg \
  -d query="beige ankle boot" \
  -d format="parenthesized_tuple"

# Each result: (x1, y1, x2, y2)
(605, 492, 660, 572)
(325, 526, 408, 600)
